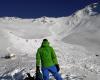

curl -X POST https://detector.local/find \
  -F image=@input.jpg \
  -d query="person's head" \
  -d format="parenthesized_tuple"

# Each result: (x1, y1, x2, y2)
(41, 39, 49, 47)
(43, 39, 48, 42)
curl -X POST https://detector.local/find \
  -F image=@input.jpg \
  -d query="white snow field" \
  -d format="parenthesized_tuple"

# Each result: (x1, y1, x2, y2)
(0, 2, 100, 80)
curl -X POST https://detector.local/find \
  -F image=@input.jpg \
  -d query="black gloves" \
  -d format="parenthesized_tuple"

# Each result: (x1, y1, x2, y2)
(36, 66, 40, 72)
(55, 64, 60, 72)
(36, 66, 43, 80)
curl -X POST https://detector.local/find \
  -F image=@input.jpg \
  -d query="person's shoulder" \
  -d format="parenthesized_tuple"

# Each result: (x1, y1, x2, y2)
(37, 46, 44, 52)
(49, 46, 54, 50)
(37, 47, 41, 52)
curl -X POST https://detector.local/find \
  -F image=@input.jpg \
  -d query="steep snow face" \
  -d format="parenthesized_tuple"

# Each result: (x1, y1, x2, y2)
(62, 15, 100, 54)
(0, 19, 52, 39)
(62, 3, 100, 54)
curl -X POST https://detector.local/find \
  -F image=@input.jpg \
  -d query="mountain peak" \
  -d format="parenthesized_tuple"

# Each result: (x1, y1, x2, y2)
(73, 2, 100, 18)
(83, 2, 100, 16)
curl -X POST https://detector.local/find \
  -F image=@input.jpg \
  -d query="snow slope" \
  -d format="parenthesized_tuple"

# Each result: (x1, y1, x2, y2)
(0, 2, 100, 80)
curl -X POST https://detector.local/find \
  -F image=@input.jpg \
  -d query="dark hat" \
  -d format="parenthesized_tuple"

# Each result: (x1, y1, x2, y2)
(43, 39, 48, 42)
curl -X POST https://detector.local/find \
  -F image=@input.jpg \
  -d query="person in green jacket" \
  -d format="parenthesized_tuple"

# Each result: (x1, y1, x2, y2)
(36, 39, 62, 80)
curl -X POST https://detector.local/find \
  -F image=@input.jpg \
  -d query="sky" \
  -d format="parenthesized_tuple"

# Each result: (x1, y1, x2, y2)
(0, 0, 99, 18)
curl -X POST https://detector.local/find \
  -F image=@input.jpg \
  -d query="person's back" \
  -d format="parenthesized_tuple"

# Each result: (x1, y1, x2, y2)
(36, 39, 58, 68)
(36, 39, 62, 80)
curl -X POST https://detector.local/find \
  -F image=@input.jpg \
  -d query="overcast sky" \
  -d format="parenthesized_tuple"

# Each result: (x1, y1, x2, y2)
(0, 0, 99, 18)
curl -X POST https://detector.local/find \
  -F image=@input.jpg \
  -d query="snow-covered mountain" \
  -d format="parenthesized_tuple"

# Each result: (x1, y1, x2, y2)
(0, 2, 100, 80)
(63, 2, 100, 54)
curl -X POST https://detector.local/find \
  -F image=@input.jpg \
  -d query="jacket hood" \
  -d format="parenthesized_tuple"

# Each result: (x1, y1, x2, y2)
(41, 40, 49, 47)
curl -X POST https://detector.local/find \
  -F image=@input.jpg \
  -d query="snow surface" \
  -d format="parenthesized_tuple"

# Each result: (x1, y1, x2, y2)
(0, 2, 100, 80)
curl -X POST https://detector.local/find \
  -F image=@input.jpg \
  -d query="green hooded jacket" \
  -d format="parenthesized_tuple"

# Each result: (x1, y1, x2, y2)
(36, 40, 58, 68)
